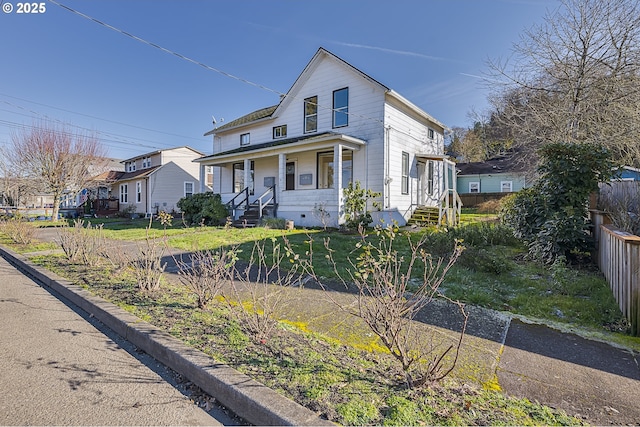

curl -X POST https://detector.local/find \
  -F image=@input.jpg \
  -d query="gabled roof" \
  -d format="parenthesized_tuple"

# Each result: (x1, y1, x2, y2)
(116, 165, 162, 181)
(121, 146, 204, 163)
(204, 105, 277, 136)
(203, 47, 445, 137)
(456, 156, 527, 175)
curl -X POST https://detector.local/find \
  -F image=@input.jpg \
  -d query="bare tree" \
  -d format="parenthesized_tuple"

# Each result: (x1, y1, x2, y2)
(486, 0, 640, 166)
(7, 122, 109, 221)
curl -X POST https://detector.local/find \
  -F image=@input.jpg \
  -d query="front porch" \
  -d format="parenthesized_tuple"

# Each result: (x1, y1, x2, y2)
(197, 132, 365, 228)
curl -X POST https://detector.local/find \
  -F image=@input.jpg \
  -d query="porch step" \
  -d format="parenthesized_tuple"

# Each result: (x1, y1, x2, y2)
(407, 206, 440, 226)
(230, 203, 277, 228)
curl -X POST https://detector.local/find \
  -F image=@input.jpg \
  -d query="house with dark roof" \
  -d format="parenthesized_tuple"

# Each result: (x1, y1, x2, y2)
(114, 146, 204, 216)
(455, 155, 528, 206)
(195, 47, 458, 227)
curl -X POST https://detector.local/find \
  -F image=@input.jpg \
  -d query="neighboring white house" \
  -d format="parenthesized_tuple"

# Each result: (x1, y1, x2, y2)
(115, 146, 205, 216)
(195, 47, 455, 227)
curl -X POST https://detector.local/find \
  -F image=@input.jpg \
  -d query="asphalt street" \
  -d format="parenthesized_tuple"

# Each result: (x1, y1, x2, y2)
(0, 255, 236, 426)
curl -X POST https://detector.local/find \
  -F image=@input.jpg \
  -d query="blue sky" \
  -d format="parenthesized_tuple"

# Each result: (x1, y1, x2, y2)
(0, 0, 557, 160)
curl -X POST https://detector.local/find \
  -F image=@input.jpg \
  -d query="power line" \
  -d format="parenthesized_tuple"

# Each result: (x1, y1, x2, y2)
(0, 92, 203, 143)
(47, 0, 386, 128)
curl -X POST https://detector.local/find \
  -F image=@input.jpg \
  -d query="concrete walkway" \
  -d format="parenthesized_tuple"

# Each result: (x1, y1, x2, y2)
(6, 227, 640, 425)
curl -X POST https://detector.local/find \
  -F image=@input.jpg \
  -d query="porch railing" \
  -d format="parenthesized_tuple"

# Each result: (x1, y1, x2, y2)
(255, 185, 277, 218)
(226, 187, 250, 217)
(438, 189, 462, 226)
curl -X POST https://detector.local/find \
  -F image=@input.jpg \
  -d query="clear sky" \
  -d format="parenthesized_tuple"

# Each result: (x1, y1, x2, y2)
(0, 0, 557, 160)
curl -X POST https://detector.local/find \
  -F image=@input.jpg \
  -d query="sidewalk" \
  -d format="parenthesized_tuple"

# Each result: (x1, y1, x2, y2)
(16, 227, 640, 425)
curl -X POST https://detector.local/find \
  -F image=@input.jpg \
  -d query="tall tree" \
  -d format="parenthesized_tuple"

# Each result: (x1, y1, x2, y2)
(8, 122, 108, 221)
(487, 0, 640, 166)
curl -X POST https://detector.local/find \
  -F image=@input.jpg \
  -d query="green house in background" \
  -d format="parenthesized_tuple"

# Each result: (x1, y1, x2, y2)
(456, 156, 528, 207)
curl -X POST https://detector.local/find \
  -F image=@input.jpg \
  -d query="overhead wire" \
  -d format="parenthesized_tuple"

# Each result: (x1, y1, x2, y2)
(46, 0, 388, 128)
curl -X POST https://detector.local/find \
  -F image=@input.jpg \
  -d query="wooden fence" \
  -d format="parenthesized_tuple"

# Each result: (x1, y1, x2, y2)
(597, 223, 640, 336)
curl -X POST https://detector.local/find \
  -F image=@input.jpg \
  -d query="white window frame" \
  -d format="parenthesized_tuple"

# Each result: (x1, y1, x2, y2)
(240, 133, 250, 146)
(273, 125, 287, 139)
(501, 181, 513, 192)
(401, 152, 409, 195)
(304, 95, 318, 134)
(136, 181, 142, 203)
(332, 87, 349, 128)
(469, 182, 480, 193)
(184, 181, 194, 197)
(119, 184, 128, 203)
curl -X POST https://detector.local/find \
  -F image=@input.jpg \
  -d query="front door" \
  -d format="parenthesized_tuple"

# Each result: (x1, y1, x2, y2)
(286, 162, 295, 190)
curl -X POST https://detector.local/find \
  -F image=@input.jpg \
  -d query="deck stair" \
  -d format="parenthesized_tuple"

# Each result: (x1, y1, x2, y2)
(407, 206, 440, 226)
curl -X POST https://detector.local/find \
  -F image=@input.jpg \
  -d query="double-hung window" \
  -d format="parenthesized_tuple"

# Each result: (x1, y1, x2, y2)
(136, 181, 142, 203)
(333, 87, 348, 128)
(184, 181, 194, 197)
(120, 184, 128, 203)
(240, 133, 250, 146)
(469, 182, 480, 193)
(304, 96, 318, 133)
(401, 152, 409, 194)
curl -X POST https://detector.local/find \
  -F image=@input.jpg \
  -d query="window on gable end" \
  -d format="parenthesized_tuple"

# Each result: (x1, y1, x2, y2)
(304, 96, 318, 133)
(333, 87, 349, 128)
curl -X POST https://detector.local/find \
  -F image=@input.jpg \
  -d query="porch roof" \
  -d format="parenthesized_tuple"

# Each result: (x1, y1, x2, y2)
(195, 131, 366, 165)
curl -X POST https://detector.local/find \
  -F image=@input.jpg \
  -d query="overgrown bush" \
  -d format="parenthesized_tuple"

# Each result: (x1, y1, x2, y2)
(501, 142, 618, 263)
(342, 181, 380, 230)
(177, 192, 228, 226)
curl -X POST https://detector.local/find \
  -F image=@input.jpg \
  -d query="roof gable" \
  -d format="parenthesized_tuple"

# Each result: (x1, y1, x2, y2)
(121, 146, 204, 163)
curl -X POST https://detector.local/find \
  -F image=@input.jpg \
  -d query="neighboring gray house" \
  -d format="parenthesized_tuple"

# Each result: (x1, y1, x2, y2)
(195, 47, 457, 228)
(115, 146, 205, 216)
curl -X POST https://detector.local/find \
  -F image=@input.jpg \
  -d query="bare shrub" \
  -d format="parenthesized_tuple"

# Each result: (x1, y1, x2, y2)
(130, 229, 167, 292)
(476, 199, 502, 214)
(56, 219, 106, 266)
(0, 216, 36, 245)
(175, 248, 237, 309)
(225, 237, 306, 343)
(318, 225, 467, 388)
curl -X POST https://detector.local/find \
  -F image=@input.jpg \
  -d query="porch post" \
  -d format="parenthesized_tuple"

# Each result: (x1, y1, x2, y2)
(278, 153, 286, 201)
(334, 145, 343, 224)
(244, 158, 251, 194)
(198, 164, 205, 193)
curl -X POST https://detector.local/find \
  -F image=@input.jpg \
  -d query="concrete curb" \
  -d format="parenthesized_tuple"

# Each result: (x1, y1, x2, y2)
(0, 246, 332, 426)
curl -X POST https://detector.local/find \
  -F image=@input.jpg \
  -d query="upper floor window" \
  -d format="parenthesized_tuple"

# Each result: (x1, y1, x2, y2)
(428, 128, 435, 140)
(333, 87, 349, 128)
(273, 125, 287, 139)
(304, 96, 318, 133)
(142, 157, 151, 168)
(240, 133, 250, 146)
(126, 162, 136, 172)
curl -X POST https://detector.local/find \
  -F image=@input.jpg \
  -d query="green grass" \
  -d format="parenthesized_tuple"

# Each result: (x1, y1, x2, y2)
(19, 253, 585, 426)
(4, 219, 638, 424)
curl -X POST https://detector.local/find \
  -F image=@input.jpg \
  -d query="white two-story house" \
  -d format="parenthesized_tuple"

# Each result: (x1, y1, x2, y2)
(116, 146, 204, 217)
(196, 48, 456, 228)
